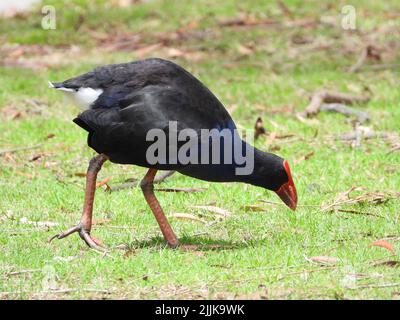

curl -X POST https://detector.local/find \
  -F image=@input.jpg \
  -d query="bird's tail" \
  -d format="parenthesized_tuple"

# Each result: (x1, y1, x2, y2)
(48, 81, 75, 92)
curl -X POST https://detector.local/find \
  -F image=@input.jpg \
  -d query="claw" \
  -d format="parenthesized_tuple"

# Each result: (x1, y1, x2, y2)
(49, 224, 105, 251)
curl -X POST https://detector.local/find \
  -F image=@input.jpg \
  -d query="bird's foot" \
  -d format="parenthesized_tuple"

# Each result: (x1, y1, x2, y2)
(49, 223, 105, 251)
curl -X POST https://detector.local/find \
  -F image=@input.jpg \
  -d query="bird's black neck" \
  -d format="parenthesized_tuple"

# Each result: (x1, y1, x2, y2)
(236, 145, 284, 191)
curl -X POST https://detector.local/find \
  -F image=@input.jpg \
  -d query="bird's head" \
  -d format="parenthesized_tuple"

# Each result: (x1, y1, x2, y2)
(250, 151, 298, 211)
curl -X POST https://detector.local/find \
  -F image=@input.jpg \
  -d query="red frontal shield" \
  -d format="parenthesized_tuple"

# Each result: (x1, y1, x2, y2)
(275, 160, 297, 211)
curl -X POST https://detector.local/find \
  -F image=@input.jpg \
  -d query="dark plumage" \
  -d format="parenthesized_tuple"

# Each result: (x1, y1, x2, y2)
(50, 58, 297, 249)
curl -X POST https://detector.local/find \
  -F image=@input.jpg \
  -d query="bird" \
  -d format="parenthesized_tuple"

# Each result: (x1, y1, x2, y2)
(49, 58, 297, 250)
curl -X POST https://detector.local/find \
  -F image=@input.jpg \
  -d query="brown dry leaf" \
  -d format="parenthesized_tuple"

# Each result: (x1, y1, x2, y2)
(237, 44, 253, 56)
(369, 240, 395, 253)
(169, 213, 207, 223)
(254, 117, 266, 140)
(307, 256, 339, 266)
(8, 47, 24, 59)
(166, 47, 185, 58)
(15, 171, 34, 179)
(96, 177, 112, 188)
(74, 172, 87, 177)
(293, 152, 315, 165)
(123, 248, 139, 258)
(164, 48, 204, 62)
(190, 205, 231, 217)
(275, 133, 295, 139)
(29, 153, 45, 162)
(177, 20, 199, 32)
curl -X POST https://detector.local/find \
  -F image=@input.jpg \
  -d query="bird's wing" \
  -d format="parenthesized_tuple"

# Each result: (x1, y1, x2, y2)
(74, 85, 235, 166)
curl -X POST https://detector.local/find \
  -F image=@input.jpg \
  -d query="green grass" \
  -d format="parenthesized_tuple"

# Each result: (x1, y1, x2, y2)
(0, 0, 400, 299)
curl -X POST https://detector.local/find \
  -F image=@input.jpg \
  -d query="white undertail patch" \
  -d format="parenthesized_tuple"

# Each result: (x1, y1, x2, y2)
(50, 82, 103, 109)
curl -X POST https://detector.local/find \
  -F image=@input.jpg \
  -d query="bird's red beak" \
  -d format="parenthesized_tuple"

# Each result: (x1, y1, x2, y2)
(275, 160, 297, 211)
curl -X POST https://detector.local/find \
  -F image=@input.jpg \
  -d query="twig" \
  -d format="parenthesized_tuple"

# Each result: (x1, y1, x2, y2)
(4, 269, 41, 277)
(337, 131, 389, 141)
(154, 170, 176, 183)
(277, 266, 337, 281)
(348, 46, 368, 73)
(336, 209, 382, 218)
(109, 182, 137, 192)
(320, 103, 370, 123)
(277, 0, 294, 20)
(354, 124, 362, 148)
(304, 90, 370, 117)
(359, 63, 400, 72)
(387, 145, 400, 154)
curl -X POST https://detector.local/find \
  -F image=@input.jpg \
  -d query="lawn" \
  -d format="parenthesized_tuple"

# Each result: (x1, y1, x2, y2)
(0, 0, 399, 299)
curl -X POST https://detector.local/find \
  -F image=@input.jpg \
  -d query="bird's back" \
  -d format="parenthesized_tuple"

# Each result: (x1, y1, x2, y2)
(52, 58, 237, 171)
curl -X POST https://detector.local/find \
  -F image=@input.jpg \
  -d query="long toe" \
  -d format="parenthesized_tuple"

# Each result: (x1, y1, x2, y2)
(49, 225, 106, 251)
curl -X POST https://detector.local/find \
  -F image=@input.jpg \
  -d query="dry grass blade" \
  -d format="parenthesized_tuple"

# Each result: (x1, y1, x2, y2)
(335, 209, 382, 218)
(322, 187, 399, 212)
(19, 217, 59, 228)
(169, 213, 207, 223)
(156, 187, 206, 193)
(240, 205, 266, 212)
(348, 282, 400, 290)
(305, 255, 340, 266)
(337, 130, 390, 142)
(190, 205, 232, 217)
(0, 144, 42, 155)
(277, 265, 337, 281)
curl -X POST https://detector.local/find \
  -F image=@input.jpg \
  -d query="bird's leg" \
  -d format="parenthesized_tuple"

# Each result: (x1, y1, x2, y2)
(140, 169, 179, 248)
(153, 170, 175, 184)
(49, 154, 109, 250)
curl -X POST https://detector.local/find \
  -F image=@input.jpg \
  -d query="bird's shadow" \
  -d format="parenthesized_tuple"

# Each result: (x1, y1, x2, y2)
(123, 235, 266, 252)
